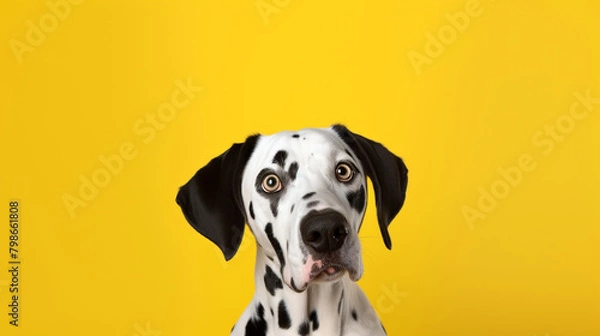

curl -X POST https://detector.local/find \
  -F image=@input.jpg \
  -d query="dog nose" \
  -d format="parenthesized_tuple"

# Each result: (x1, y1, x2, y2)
(301, 210, 349, 254)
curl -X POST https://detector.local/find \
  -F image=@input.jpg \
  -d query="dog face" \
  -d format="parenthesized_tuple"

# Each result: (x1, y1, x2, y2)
(176, 125, 408, 292)
(241, 128, 368, 291)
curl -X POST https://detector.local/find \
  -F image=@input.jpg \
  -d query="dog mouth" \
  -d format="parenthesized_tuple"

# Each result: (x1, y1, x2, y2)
(287, 243, 363, 293)
(288, 263, 350, 293)
(310, 264, 346, 281)
(306, 257, 363, 285)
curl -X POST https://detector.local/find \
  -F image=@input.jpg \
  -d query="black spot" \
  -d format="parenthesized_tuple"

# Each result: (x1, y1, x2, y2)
(338, 290, 344, 315)
(249, 202, 255, 220)
(265, 223, 285, 267)
(270, 308, 274, 316)
(245, 303, 267, 336)
(290, 204, 295, 213)
(346, 185, 366, 213)
(351, 308, 358, 321)
(272, 150, 288, 168)
(288, 162, 299, 180)
(298, 321, 309, 335)
(309, 310, 319, 331)
(278, 300, 291, 329)
(306, 201, 319, 208)
(292, 134, 300, 138)
(290, 277, 299, 291)
(302, 192, 316, 199)
(270, 199, 279, 217)
(264, 265, 283, 296)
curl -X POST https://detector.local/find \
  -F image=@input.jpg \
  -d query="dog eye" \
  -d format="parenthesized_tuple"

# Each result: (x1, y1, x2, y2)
(335, 163, 354, 183)
(262, 174, 282, 193)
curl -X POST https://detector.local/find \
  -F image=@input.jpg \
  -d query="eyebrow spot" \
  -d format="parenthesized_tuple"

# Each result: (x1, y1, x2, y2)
(272, 150, 288, 168)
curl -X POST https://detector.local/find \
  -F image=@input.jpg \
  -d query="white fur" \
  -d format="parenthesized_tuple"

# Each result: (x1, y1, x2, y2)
(230, 127, 387, 336)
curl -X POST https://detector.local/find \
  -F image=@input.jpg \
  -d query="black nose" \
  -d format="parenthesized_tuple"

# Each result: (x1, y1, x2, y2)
(300, 210, 349, 254)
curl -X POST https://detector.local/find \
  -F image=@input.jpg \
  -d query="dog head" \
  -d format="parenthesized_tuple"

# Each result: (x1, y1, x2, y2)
(176, 125, 408, 292)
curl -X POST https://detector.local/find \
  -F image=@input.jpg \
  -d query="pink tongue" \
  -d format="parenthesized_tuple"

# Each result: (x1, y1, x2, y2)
(326, 267, 336, 274)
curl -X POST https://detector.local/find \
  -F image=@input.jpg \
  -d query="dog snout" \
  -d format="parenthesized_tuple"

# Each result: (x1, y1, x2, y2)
(300, 210, 349, 254)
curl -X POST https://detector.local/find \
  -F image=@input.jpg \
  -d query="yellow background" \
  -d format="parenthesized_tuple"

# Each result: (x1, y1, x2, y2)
(1, 0, 599, 335)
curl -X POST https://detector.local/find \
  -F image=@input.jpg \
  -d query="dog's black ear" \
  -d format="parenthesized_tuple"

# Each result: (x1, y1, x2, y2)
(332, 124, 408, 250)
(176, 135, 259, 260)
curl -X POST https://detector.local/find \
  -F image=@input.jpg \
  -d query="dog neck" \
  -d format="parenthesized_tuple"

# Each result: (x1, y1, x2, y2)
(251, 247, 351, 334)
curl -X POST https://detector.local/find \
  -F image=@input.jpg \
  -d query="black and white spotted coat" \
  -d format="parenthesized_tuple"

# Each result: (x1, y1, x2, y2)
(176, 125, 408, 336)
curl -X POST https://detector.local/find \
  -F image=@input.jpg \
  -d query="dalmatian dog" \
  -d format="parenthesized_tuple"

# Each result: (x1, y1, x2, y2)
(176, 125, 408, 336)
